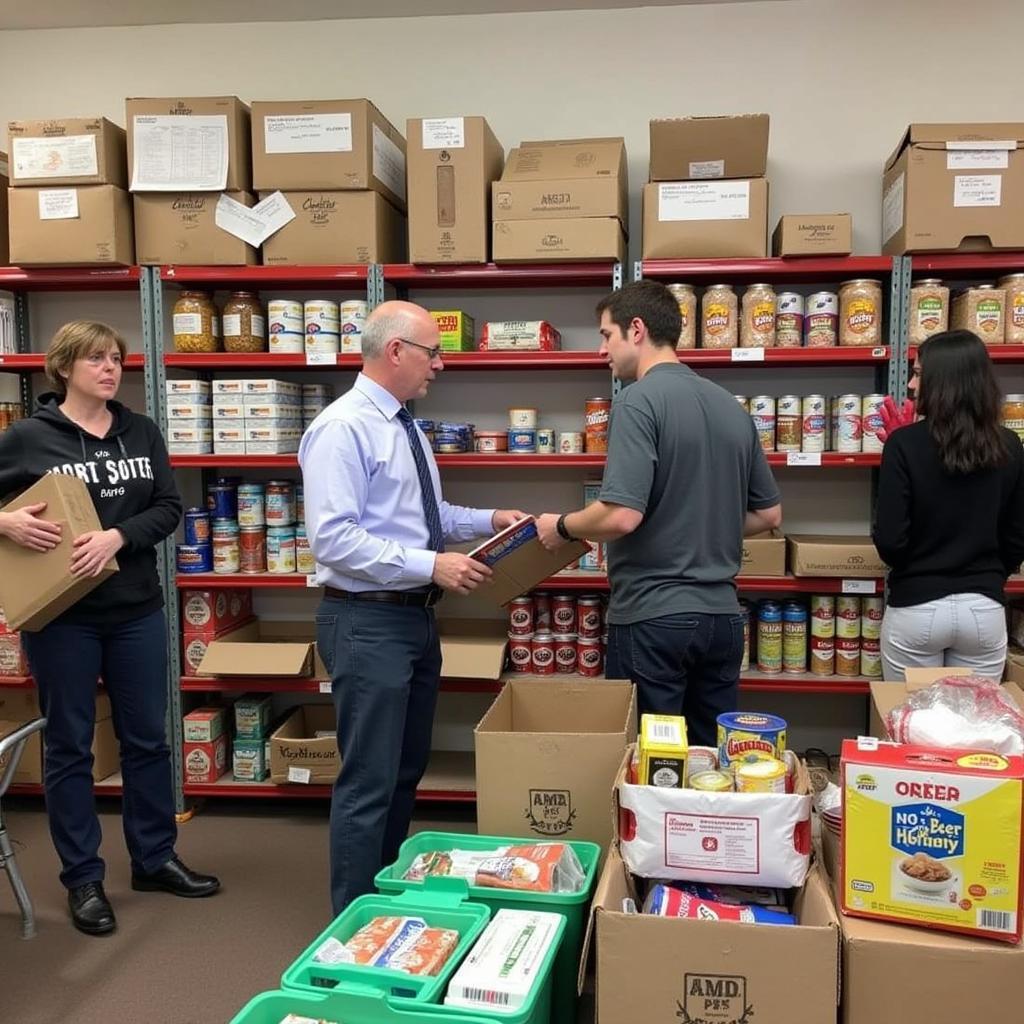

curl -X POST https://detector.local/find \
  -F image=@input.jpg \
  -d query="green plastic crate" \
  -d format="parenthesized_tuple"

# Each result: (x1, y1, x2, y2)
(374, 833, 600, 1024)
(281, 882, 489, 1003)
(229, 988, 498, 1024)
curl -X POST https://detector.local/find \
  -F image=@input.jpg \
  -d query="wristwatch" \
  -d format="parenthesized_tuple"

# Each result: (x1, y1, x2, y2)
(556, 513, 575, 541)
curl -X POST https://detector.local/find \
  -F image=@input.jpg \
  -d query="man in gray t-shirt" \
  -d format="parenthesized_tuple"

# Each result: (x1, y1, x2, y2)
(537, 281, 781, 744)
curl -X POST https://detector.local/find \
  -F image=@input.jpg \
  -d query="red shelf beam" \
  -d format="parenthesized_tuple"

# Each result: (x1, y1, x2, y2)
(678, 346, 890, 367)
(641, 257, 895, 284)
(909, 344, 1024, 364)
(382, 262, 618, 289)
(0, 675, 35, 689)
(0, 353, 145, 371)
(180, 675, 503, 695)
(160, 265, 369, 287)
(766, 453, 881, 467)
(907, 253, 1024, 276)
(182, 782, 476, 802)
(0, 266, 142, 291)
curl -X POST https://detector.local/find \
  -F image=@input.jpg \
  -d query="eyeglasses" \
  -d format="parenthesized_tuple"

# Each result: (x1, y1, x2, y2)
(397, 337, 443, 360)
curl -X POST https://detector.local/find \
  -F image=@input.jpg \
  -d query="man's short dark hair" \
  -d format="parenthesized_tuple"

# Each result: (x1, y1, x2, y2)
(595, 280, 681, 348)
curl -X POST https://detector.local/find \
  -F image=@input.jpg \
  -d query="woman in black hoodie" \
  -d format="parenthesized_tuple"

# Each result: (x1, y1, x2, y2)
(0, 321, 219, 936)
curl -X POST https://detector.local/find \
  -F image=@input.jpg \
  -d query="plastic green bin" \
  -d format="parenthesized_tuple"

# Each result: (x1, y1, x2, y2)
(229, 987, 498, 1024)
(374, 832, 600, 1024)
(281, 882, 490, 1003)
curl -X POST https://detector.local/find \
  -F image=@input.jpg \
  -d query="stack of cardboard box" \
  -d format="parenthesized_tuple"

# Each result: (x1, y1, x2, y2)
(6, 117, 133, 266)
(406, 116, 504, 264)
(128, 95, 255, 266)
(0, 151, 9, 264)
(642, 113, 770, 259)
(491, 137, 628, 263)
(253, 99, 407, 266)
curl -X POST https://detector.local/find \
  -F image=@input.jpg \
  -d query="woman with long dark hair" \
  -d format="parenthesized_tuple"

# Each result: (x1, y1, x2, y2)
(873, 329, 1024, 680)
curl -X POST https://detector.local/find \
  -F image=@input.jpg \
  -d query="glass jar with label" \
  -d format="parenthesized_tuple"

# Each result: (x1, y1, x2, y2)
(998, 274, 1024, 344)
(952, 285, 1006, 343)
(839, 279, 883, 346)
(172, 291, 218, 353)
(222, 291, 267, 353)
(740, 283, 777, 348)
(1002, 395, 1024, 444)
(701, 284, 738, 349)
(667, 283, 697, 349)
(908, 279, 949, 345)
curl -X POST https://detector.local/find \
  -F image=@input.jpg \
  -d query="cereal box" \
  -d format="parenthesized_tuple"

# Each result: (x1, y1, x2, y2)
(430, 310, 475, 352)
(638, 714, 688, 788)
(841, 737, 1024, 942)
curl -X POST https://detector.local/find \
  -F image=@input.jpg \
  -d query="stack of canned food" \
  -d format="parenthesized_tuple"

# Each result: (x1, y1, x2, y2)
(0, 401, 26, 436)
(176, 477, 315, 576)
(267, 298, 369, 357)
(738, 393, 885, 454)
(666, 279, 885, 350)
(909, 274, 1024, 346)
(506, 592, 607, 677)
(740, 594, 883, 679)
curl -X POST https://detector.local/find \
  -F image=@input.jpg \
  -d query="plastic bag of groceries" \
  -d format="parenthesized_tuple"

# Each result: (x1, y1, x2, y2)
(402, 843, 585, 894)
(887, 674, 1024, 756)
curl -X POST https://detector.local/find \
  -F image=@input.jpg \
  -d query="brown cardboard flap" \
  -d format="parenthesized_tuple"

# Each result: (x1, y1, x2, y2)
(196, 619, 316, 677)
(649, 114, 769, 181)
(502, 138, 625, 182)
(475, 678, 636, 736)
(885, 122, 1024, 172)
(786, 534, 885, 578)
(436, 618, 508, 680)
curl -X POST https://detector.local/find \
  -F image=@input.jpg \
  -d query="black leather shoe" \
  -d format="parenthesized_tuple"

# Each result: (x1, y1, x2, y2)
(131, 856, 220, 898)
(68, 882, 116, 935)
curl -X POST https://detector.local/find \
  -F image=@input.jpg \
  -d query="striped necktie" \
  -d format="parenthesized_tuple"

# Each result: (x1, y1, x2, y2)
(397, 408, 445, 553)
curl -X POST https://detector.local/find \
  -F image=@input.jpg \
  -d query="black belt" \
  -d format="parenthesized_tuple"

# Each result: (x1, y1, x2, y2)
(324, 585, 443, 608)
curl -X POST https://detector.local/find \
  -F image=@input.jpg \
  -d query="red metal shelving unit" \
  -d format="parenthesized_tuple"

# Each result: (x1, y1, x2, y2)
(677, 346, 890, 367)
(641, 256, 895, 285)
(160, 265, 369, 287)
(909, 343, 1024, 364)
(0, 353, 145, 372)
(0, 675, 36, 689)
(180, 675, 503, 695)
(383, 262, 618, 289)
(0, 266, 142, 291)
(907, 253, 1024, 277)
(766, 452, 880, 468)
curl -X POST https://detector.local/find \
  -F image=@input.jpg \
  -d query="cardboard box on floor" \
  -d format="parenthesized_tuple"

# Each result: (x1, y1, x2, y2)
(649, 113, 770, 181)
(8, 184, 134, 267)
(882, 123, 1024, 255)
(133, 191, 257, 266)
(7, 117, 127, 188)
(260, 190, 405, 266)
(741, 529, 786, 576)
(787, 534, 885, 578)
(269, 704, 338, 784)
(406, 116, 503, 264)
(251, 99, 406, 210)
(772, 213, 853, 257)
(0, 474, 118, 631)
(589, 847, 840, 1024)
(642, 178, 769, 259)
(126, 96, 251, 192)
(492, 217, 626, 263)
(475, 678, 636, 853)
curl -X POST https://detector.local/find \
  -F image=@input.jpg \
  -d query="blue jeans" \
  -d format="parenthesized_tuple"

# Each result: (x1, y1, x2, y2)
(315, 597, 441, 915)
(606, 612, 745, 747)
(21, 609, 176, 889)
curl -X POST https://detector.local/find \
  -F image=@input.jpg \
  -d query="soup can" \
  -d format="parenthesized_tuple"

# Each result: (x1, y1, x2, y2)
(239, 526, 267, 574)
(269, 332, 305, 354)
(304, 299, 339, 331)
(268, 299, 304, 335)
(584, 397, 612, 453)
(836, 595, 862, 639)
(212, 520, 240, 574)
(861, 596, 884, 640)
(295, 524, 315, 575)
(739, 599, 751, 671)
(836, 638, 862, 677)
(558, 431, 584, 454)
(577, 596, 603, 638)
(810, 636, 835, 675)
(717, 711, 787, 771)
(837, 394, 863, 452)
(554, 634, 579, 673)
(207, 481, 238, 521)
(810, 594, 835, 638)
(531, 632, 556, 674)
(508, 596, 535, 636)
(508, 429, 537, 453)
(184, 507, 211, 546)
(266, 525, 296, 574)
(509, 407, 538, 429)
(804, 292, 839, 347)
(176, 543, 212, 573)
(775, 293, 804, 348)
(536, 428, 556, 454)
(577, 636, 604, 676)
(339, 300, 368, 354)
(782, 601, 808, 673)
(508, 632, 533, 673)
(861, 394, 886, 453)
(265, 480, 295, 527)
(776, 395, 802, 452)
(551, 594, 577, 634)
(750, 395, 776, 452)
(860, 638, 882, 678)
(756, 600, 783, 673)
(801, 395, 826, 453)
(237, 483, 265, 528)
(735, 758, 788, 794)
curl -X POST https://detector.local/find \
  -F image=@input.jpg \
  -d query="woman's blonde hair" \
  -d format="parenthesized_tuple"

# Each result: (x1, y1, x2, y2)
(44, 321, 128, 395)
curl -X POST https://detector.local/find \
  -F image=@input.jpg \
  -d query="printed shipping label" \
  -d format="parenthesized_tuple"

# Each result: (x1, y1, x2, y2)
(954, 174, 1002, 208)
(287, 766, 312, 784)
(131, 114, 228, 191)
(264, 113, 353, 154)
(658, 181, 750, 222)
(37, 188, 79, 220)
(688, 159, 725, 179)
(664, 812, 760, 874)
(947, 150, 1010, 170)
(13, 134, 99, 179)
(422, 117, 465, 149)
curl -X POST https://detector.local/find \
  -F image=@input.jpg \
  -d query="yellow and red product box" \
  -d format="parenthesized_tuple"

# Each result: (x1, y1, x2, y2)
(181, 588, 253, 634)
(183, 733, 228, 784)
(841, 737, 1024, 943)
(430, 311, 475, 352)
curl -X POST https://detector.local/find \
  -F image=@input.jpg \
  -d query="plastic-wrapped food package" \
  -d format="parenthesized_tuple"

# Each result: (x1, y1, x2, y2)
(402, 844, 585, 893)
(312, 916, 458, 976)
(886, 674, 1024, 756)
(643, 885, 795, 925)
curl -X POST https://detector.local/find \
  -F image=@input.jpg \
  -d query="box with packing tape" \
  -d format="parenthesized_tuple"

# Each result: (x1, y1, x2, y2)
(649, 113, 769, 182)
(772, 213, 853, 257)
(787, 534, 885, 578)
(8, 117, 127, 188)
(741, 529, 786, 576)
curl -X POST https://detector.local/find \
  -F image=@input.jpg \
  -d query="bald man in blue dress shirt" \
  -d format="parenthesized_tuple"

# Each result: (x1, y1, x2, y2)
(299, 301, 525, 913)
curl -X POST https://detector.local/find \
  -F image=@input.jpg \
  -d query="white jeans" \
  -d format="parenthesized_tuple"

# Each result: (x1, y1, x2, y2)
(880, 593, 1007, 682)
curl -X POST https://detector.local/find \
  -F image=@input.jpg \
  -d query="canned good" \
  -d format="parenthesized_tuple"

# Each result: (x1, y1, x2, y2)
(265, 480, 295, 527)
(810, 636, 835, 675)
(436, 432, 467, 454)
(739, 600, 751, 671)
(734, 395, 750, 414)
(801, 395, 826, 453)
(176, 543, 212, 573)
(508, 429, 537, 453)
(810, 595, 835, 638)
(585, 397, 612, 453)
(782, 601, 808, 674)
(689, 770, 733, 792)
(207, 481, 237, 521)
(735, 758, 788, 793)
(776, 395, 802, 452)
(861, 394, 886, 453)
(861, 597, 884, 641)
(757, 600, 783, 673)
(269, 332, 305, 354)
(860, 638, 882, 678)
(531, 632, 556, 675)
(837, 394, 863, 453)
(551, 594, 577, 634)
(558, 431, 584, 454)
(686, 746, 719, 780)
(577, 597, 603, 638)
(508, 632, 533, 673)
(266, 525, 296, 574)
(717, 711, 787, 771)
(775, 292, 804, 348)
(305, 331, 340, 355)
(508, 596, 535, 636)
(339, 300, 368, 354)
(751, 395, 776, 453)
(836, 595, 861, 639)
(534, 593, 552, 632)
(554, 634, 578, 674)
(237, 483, 265, 528)
(239, 526, 267, 574)
(212, 520, 240, 574)
(474, 431, 509, 454)
(804, 292, 839, 347)
(577, 636, 604, 676)
(184, 508, 211, 545)
(509, 408, 538, 429)
(268, 299, 304, 334)
(836, 638, 861, 677)
(295, 524, 315, 574)
(304, 299, 340, 332)
(536, 428, 556, 455)
(295, 485, 305, 525)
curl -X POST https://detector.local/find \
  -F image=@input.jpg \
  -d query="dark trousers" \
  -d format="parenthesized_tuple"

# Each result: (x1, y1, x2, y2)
(606, 612, 745, 746)
(316, 597, 441, 915)
(21, 609, 176, 889)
